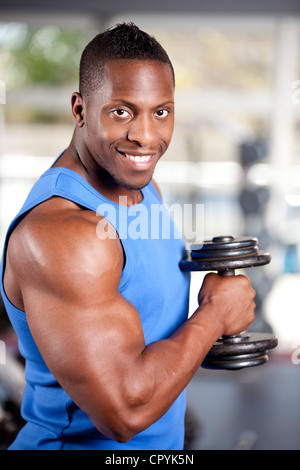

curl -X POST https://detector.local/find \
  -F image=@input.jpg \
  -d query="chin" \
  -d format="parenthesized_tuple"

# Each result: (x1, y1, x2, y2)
(117, 175, 153, 192)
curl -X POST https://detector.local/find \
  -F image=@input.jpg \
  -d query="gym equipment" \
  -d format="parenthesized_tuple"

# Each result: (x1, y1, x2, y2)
(180, 235, 278, 370)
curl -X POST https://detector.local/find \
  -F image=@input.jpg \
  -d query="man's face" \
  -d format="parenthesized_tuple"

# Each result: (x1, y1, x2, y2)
(81, 60, 175, 191)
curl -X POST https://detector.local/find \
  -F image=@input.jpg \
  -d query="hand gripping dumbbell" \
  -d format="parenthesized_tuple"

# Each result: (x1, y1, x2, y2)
(180, 235, 278, 370)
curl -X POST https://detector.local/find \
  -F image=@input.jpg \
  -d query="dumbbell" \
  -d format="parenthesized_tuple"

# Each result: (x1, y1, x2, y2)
(180, 235, 278, 370)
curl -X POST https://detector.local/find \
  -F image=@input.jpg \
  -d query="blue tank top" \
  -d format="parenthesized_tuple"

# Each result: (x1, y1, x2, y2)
(0, 164, 190, 450)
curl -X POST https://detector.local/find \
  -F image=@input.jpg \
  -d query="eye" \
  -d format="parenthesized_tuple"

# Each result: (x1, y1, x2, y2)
(112, 109, 131, 119)
(155, 109, 169, 118)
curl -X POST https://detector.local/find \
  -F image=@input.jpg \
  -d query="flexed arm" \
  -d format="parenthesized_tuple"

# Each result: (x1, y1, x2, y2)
(4, 200, 255, 443)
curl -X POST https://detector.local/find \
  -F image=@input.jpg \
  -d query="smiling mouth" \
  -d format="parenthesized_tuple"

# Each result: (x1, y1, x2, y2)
(123, 153, 152, 163)
(118, 150, 156, 165)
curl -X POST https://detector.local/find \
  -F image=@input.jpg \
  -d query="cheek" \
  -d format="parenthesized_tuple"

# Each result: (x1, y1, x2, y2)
(98, 116, 128, 144)
(85, 122, 113, 150)
(163, 121, 174, 146)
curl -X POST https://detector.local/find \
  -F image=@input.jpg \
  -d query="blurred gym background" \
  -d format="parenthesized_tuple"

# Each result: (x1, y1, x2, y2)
(0, 0, 300, 450)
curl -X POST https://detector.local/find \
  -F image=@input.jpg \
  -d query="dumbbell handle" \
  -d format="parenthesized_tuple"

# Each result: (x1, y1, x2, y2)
(219, 268, 235, 277)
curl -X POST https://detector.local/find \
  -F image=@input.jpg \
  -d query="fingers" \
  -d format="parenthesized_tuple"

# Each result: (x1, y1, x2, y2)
(198, 272, 256, 336)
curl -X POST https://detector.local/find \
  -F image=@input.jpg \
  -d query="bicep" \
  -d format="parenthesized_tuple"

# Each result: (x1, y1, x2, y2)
(24, 282, 145, 391)
(18, 236, 146, 435)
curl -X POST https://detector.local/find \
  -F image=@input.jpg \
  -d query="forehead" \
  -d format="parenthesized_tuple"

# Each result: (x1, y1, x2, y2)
(98, 60, 174, 102)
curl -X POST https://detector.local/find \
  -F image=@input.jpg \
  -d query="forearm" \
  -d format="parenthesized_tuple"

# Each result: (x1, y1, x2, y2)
(98, 302, 224, 441)
(109, 274, 255, 441)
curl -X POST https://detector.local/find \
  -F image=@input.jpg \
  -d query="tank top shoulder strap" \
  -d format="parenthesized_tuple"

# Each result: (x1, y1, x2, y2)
(4, 166, 160, 244)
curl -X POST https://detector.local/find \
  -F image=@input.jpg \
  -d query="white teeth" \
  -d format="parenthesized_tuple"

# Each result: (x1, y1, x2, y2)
(125, 154, 152, 163)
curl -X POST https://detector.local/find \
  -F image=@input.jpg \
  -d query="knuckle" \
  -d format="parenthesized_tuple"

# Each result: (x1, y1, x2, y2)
(205, 272, 218, 282)
(237, 274, 250, 286)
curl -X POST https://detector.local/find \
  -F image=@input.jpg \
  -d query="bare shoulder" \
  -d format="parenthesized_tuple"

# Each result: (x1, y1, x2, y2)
(7, 197, 124, 293)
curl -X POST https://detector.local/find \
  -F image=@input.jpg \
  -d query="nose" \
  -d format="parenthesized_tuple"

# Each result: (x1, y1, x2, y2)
(127, 114, 157, 147)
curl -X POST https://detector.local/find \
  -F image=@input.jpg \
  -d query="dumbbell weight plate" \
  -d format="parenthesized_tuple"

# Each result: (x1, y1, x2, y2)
(202, 353, 267, 370)
(202, 332, 278, 370)
(179, 235, 278, 370)
(180, 235, 271, 272)
(191, 235, 257, 252)
(180, 251, 271, 272)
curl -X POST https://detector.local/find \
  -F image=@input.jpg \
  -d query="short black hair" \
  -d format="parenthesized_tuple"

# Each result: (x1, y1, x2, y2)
(79, 22, 175, 98)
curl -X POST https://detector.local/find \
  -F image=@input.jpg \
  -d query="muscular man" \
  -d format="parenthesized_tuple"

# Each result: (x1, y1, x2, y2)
(0, 23, 255, 450)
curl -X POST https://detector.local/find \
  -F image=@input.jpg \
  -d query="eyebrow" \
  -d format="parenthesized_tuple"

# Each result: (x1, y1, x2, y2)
(110, 99, 174, 107)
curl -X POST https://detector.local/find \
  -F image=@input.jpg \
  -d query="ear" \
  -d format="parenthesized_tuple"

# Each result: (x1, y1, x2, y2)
(71, 92, 85, 127)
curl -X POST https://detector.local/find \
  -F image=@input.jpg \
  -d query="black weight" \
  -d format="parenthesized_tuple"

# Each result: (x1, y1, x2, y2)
(179, 235, 278, 371)
(191, 236, 258, 259)
(180, 252, 271, 272)
(202, 353, 268, 370)
(202, 332, 278, 370)
(180, 235, 271, 272)
(191, 235, 257, 252)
